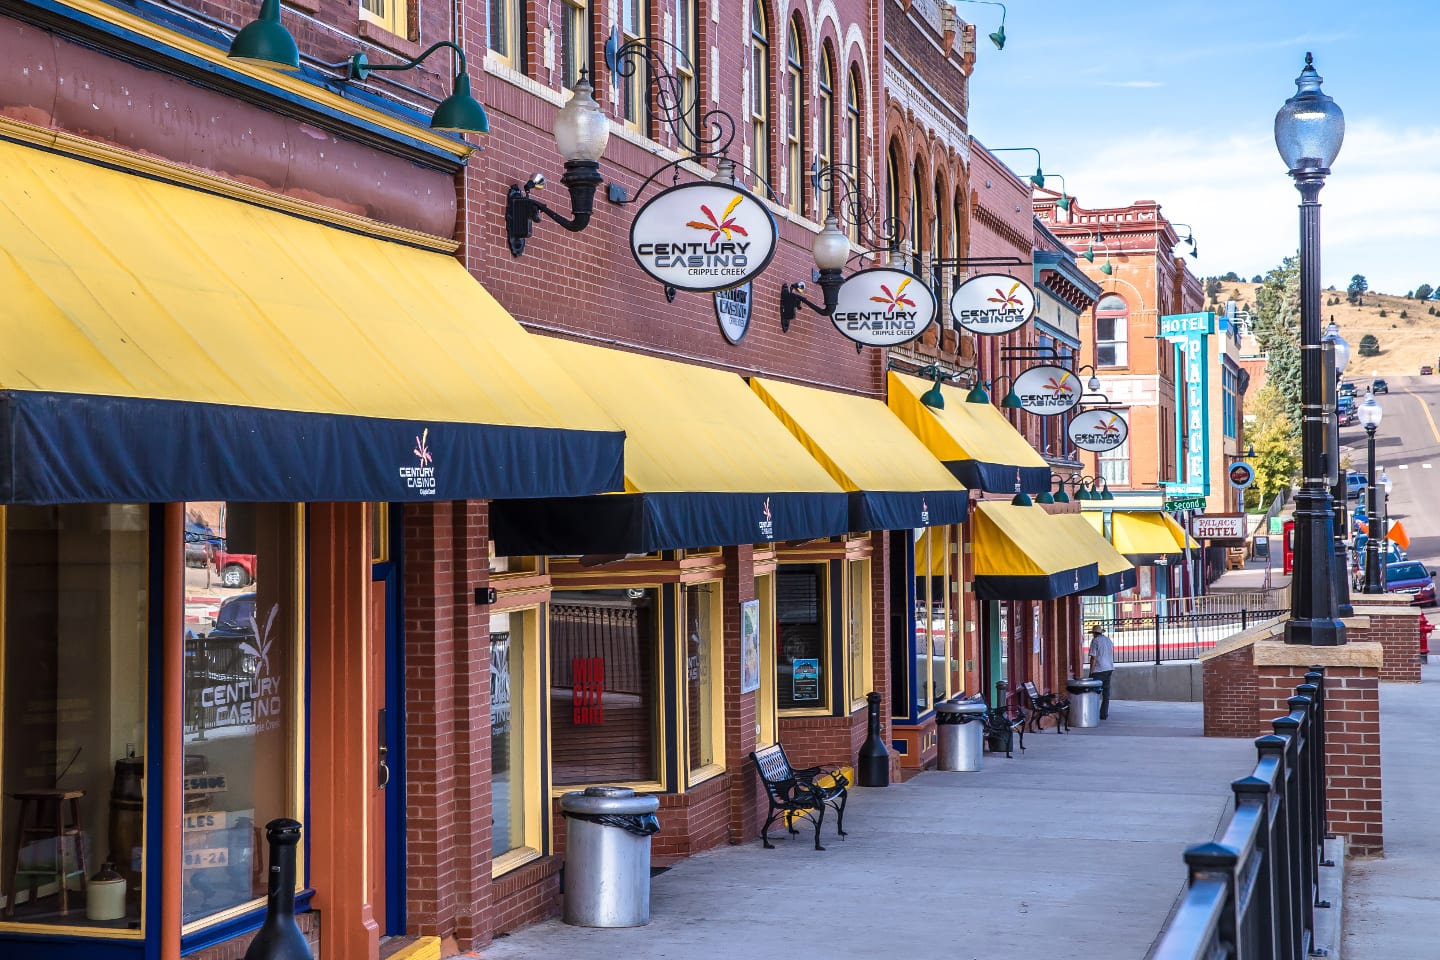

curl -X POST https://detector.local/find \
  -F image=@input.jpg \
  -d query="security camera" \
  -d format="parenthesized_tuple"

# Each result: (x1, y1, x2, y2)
(792, 281, 807, 293)
(524, 173, 546, 192)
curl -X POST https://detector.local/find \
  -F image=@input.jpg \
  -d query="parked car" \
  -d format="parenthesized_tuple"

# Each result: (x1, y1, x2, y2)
(207, 592, 257, 641)
(1385, 561, 1437, 606)
(1345, 472, 1368, 499)
(1351, 537, 1406, 566)
(212, 549, 257, 588)
(1339, 405, 1359, 426)
(1373, 378, 1389, 394)
(1422, 365, 1434, 376)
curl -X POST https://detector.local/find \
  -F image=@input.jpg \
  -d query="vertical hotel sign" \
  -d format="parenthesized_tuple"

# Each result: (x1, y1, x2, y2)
(1160, 312, 1215, 497)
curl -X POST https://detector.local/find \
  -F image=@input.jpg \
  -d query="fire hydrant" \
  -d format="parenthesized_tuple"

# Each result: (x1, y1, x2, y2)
(1419, 613, 1433, 664)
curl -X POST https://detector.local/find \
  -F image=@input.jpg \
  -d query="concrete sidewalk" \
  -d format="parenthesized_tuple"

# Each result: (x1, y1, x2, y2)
(476, 702, 1255, 960)
(1342, 663, 1440, 957)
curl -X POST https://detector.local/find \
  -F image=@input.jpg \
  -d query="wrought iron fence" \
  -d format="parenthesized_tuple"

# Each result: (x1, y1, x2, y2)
(1152, 668, 1331, 960)
(1082, 594, 1288, 664)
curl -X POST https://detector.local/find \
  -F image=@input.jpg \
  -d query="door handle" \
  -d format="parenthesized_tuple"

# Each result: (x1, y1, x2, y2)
(377, 706, 390, 790)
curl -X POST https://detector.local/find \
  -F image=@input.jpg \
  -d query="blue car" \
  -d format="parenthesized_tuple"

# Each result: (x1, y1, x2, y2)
(1345, 473, 1368, 499)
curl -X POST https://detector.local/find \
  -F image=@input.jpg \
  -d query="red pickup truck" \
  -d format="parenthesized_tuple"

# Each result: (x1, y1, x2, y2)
(213, 550, 257, 588)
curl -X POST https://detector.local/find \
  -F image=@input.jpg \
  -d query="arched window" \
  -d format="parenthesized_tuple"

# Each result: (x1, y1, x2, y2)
(785, 18, 806, 214)
(886, 142, 901, 253)
(816, 46, 836, 216)
(846, 67, 862, 242)
(932, 181, 944, 299)
(910, 165, 923, 274)
(1095, 293, 1129, 367)
(750, 1, 770, 193)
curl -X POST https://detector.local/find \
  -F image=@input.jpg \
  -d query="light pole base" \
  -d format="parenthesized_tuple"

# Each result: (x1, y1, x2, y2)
(1285, 617, 1347, 646)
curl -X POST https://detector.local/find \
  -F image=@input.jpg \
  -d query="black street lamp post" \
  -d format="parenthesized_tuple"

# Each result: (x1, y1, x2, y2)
(1275, 53, 1346, 645)
(1326, 323, 1352, 616)
(1359, 392, 1384, 593)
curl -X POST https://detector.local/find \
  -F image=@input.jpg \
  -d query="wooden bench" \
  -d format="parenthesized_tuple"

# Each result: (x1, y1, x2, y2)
(1019, 680, 1069, 734)
(749, 743, 849, 851)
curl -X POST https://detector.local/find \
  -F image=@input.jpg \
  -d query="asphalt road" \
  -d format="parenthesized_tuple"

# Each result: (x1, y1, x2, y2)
(1339, 375, 1440, 567)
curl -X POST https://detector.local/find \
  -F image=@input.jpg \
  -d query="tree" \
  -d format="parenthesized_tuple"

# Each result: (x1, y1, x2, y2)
(1252, 275, 1263, 283)
(1244, 384, 1300, 511)
(1347, 274, 1368, 305)
(1221, 271, 1240, 282)
(1358, 334, 1380, 356)
(1417, 283, 1434, 301)
(1253, 255, 1302, 439)
(1205, 278, 1222, 302)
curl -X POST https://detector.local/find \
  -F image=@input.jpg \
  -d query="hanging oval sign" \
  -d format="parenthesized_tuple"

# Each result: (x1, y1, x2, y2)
(1013, 364, 1084, 416)
(829, 267, 937, 347)
(950, 273, 1036, 335)
(714, 282, 752, 344)
(1067, 408, 1130, 452)
(629, 181, 778, 293)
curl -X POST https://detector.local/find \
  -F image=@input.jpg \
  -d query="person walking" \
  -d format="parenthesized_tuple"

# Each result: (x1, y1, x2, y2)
(1086, 623, 1115, 720)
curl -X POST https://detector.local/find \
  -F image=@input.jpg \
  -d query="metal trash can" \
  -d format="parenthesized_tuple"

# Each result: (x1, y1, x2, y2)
(560, 786, 661, 927)
(1067, 678, 1104, 729)
(935, 697, 988, 771)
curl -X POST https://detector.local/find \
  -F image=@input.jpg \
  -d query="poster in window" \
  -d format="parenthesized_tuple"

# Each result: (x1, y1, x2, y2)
(792, 657, 820, 702)
(740, 598, 762, 694)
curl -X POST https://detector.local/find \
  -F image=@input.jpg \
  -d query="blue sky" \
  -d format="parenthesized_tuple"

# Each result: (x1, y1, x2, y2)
(966, 1, 1440, 295)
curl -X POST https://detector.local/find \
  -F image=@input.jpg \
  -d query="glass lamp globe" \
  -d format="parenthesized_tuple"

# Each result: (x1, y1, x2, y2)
(1324, 322, 1351, 374)
(554, 73, 610, 163)
(1358, 394, 1382, 430)
(1274, 53, 1345, 173)
(1380, 473, 1393, 495)
(812, 216, 850, 272)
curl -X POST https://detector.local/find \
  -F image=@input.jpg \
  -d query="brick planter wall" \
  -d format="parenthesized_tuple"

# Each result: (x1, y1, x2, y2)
(1254, 642, 1384, 856)
(1199, 623, 1276, 738)
(1351, 599, 1422, 682)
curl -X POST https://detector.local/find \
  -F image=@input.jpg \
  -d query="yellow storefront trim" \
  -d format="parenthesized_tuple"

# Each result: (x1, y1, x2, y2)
(1084, 511, 1189, 558)
(51, 0, 473, 159)
(386, 935, 443, 960)
(972, 502, 1097, 579)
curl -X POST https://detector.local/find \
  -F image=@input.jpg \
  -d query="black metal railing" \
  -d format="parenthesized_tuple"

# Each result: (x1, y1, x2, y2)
(1083, 595, 1288, 664)
(1153, 668, 1331, 960)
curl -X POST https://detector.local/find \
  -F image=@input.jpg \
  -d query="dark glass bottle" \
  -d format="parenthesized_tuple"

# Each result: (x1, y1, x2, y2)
(243, 819, 311, 960)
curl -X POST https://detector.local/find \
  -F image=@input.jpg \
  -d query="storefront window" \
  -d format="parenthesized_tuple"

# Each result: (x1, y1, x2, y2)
(777, 564, 827, 711)
(550, 589, 659, 785)
(181, 502, 300, 925)
(846, 559, 872, 707)
(914, 528, 953, 711)
(491, 610, 539, 864)
(684, 583, 723, 778)
(1, 505, 148, 931)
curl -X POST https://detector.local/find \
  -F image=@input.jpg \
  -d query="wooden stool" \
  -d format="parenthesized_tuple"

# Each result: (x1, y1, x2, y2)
(4, 789, 86, 917)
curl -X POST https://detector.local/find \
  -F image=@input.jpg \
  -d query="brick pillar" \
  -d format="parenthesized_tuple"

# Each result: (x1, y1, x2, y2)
(1254, 640, 1384, 856)
(1201, 637, 1261, 738)
(722, 544, 761, 844)
(403, 501, 458, 938)
(1350, 596, 1422, 682)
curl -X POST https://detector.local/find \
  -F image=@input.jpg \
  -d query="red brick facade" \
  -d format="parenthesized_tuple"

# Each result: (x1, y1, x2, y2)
(1352, 600, 1422, 683)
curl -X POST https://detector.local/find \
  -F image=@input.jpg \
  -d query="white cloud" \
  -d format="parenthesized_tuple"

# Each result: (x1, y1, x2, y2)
(1054, 119, 1440, 295)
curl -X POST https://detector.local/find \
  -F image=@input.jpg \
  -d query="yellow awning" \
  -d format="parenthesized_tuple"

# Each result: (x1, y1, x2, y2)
(750, 377, 968, 530)
(1084, 511, 1190, 560)
(971, 502, 1099, 600)
(887, 371, 1050, 494)
(0, 138, 623, 503)
(1161, 512, 1202, 550)
(1055, 513, 1136, 595)
(489, 340, 853, 554)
